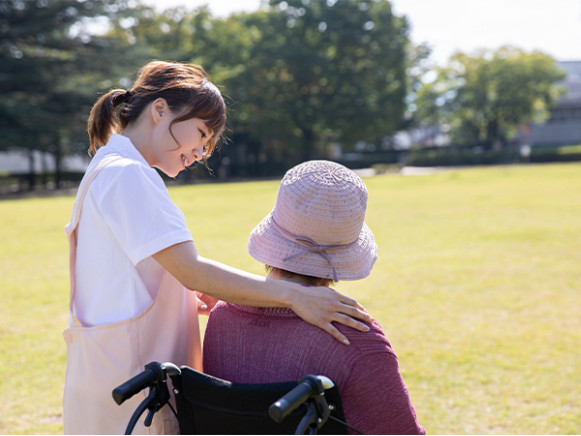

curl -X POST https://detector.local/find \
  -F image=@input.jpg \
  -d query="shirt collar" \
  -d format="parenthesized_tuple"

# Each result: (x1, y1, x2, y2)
(103, 134, 149, 166)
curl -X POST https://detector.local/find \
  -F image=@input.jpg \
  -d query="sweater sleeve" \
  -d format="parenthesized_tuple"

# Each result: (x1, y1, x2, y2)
(340, 351, 425, 435)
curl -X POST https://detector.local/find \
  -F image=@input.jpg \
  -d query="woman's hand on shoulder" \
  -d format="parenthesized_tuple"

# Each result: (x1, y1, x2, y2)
(288, 284, 374, 345)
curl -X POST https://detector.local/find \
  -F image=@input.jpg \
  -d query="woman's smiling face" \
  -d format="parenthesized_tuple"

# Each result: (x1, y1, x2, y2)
(154, 113, 212, 178)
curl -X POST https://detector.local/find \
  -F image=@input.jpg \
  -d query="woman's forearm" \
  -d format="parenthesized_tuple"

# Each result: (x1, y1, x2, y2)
(193, 256, 303, 307)
(153, 241, 296, 307)
(153, 241, 373, 344)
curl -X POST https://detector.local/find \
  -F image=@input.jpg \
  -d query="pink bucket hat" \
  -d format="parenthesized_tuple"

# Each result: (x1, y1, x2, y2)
(248, 160, 377, 281)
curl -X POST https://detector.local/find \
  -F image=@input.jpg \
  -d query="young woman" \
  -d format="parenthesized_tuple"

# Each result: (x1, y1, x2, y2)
(63, 61, 372, 434)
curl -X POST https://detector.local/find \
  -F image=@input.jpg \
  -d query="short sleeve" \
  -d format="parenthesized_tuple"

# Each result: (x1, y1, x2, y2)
(93, 161, 193, 265)
(341, 351, 425, 435)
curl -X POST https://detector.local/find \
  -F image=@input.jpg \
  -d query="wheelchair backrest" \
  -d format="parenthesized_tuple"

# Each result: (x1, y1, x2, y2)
(171, 366, 347, 435)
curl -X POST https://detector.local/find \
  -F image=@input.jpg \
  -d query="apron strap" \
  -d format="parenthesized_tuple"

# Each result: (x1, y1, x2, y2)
(67, 155, 124, 327)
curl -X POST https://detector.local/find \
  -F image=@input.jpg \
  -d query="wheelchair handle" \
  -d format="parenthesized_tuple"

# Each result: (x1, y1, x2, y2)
(112, 362, 180, 405)
(269, 375, 333, 424)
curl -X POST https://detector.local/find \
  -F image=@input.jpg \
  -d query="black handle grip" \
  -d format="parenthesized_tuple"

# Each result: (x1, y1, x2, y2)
(112, 362, 163, 405)
(269, 375, 323, 423)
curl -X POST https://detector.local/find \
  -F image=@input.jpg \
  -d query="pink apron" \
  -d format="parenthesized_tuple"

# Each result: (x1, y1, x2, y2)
(63, 156, 202, 434)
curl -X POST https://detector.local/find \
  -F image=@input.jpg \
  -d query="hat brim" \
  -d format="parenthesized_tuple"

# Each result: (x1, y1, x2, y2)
(248, 211, 377, 281)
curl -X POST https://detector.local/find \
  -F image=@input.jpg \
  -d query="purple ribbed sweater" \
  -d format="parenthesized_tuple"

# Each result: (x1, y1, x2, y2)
(203, 302, 425, 435)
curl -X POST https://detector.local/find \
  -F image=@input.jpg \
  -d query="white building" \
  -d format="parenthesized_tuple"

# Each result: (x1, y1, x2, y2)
(527, 61, 581, 147)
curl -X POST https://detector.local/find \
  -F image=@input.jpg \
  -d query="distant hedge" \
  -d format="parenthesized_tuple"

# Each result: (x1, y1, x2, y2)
(404, 144, 581, 167)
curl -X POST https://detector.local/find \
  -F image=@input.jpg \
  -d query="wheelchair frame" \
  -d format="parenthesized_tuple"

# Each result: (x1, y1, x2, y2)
(113, 361, 357, 435)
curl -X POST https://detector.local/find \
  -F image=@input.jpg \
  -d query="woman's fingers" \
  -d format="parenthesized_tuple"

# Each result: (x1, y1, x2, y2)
(290, 285, 375, 344)
(337, 293, 368, 313)
(329, 288, 374, 324)
(331, 311, 371, 333)
(320, 322, 351, 346)
(336, 300, 374, 324)
(194, 291, 221, 316)
(318, 314, 372, 345)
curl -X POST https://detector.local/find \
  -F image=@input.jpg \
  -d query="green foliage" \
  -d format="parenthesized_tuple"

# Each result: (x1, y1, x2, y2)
(406, 145, 519, 166)
(2, 0, 415, 181)
(557, 143, 581, 154)
(1, 163, 580, 433)
(233, 0, 410, 162)
(0, 0, 155, 188)
(416, 46, 566, 149)
(7, 1, 571, 183)
(151, 0, 413, 172)
(529, 144, 581, 163)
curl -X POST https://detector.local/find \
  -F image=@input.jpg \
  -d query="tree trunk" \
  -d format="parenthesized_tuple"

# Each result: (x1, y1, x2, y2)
(40, 145, 49, 187)
(27, 149, 36, 191)
(54, 140, 62, 189)
(485, 118, 499, 150)
(300, 129, 315, 162)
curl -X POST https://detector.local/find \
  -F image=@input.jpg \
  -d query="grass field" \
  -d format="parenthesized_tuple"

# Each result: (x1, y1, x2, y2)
(1, 163, 580, 434)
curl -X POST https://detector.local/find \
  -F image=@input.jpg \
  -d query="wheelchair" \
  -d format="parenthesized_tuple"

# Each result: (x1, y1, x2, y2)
(113, 361, 359, 435)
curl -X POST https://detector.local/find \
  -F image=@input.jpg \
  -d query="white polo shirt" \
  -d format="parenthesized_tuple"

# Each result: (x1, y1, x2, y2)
(73, 134, 193, 326)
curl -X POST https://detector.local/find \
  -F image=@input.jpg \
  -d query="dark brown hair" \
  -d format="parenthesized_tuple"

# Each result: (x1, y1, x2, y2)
(87, 61, 227, 162)
(265, 266, 335, 286)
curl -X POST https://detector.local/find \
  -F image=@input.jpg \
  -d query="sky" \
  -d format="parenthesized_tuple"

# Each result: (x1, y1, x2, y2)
(144, 0, 581, 65)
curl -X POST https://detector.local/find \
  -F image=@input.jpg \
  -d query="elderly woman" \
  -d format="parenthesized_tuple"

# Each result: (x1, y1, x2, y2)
(203, 160, 425, 435)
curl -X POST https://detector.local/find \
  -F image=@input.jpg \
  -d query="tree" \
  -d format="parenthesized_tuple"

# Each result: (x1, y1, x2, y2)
(0, 0, 151, 189)
(0, 0, 417, 186)
(165, 0, 412, 175)
(240, 0, 410, 162)
(416, 46, 566, 149)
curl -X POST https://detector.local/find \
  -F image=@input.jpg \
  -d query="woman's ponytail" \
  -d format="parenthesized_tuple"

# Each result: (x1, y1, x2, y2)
(87, 89, 131, 156)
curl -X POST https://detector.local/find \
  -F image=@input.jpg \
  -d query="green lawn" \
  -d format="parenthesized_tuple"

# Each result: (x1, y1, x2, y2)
(1, 163, 579, 434)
